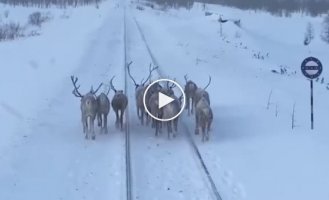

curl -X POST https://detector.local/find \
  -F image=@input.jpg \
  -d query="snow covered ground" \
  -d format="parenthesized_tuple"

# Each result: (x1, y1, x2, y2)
(0, 1, 127, 199)
(0, 0, 329, 200)
(132, 2, 329, 200)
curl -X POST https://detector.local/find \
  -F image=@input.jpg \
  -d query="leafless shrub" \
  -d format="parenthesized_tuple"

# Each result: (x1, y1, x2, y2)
(304, 22, 314, 45)
(28, 12, 50, 27)
(321, 14, 329, 44)
(0, 22, 24, 41)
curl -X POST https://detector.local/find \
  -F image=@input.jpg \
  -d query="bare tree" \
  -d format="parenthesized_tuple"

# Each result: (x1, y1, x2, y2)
(304, 22, 314, 45)
(321, 14, 329, 44)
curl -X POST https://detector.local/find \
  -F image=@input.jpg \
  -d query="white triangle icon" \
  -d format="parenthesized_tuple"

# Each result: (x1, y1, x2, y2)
(158, 92, 175, 109)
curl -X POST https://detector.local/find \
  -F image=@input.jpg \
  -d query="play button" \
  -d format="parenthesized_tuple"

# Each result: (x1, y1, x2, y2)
(158, 92, 175, 109)
(143, 79, 186, 122)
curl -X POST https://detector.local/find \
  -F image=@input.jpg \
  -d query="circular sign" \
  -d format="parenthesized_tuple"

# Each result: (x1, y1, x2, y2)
(143, 79, 186, 122)
(301, 57, 323, 79)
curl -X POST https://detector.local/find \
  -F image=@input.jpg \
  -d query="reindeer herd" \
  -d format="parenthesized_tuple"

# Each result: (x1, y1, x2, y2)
(71, 63, 213, 142)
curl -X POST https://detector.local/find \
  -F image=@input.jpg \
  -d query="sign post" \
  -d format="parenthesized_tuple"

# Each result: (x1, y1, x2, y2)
(301, 56, 323, 130)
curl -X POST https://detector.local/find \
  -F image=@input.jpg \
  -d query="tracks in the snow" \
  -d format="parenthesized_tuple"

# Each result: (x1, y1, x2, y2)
(123, 5, 132, 200)
(129, 16, 223, 200)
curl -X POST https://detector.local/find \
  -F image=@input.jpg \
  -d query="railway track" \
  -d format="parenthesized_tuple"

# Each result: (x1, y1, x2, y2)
(132, 16, 223, 200)
(123, 5, 132, 200)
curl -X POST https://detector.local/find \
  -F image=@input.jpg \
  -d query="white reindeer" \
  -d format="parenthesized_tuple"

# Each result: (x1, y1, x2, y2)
(161, 81, 181, 139)
(193, 76, 211, 108)
(71, 76, 102, 140)
(195, 96, 213, 142)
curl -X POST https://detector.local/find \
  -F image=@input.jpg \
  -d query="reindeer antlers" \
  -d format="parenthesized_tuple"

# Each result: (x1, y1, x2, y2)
(110, 76, 117, 93)
(127, 61, 158, 87)
(127, 61, 138, 86)
(142, 63, 158, 85)
(91, 83, 103, 95)
(166, 78, 177, 89)
(204, 76, 212, 90)
(71, 75, 83, 98)
(184, 74, 188, 83)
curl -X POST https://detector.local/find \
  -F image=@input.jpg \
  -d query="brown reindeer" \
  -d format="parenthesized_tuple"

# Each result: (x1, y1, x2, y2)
(96, 85, 110, 134)
(110, 76, 128, 131)
(127, 62, 158, 125)
(184, 74, 198, 116)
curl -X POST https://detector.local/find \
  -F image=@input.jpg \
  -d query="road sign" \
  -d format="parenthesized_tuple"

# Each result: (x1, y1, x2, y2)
(301, 56, 322, 79)
(301, 56, 323, 130)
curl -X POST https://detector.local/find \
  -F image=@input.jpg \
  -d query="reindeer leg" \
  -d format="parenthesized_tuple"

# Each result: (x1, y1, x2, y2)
(206, 124, 209, 141)
(187, 98, 191, 116)
(155, 121, 158, 136)
(91, 117, 96, 140)
(97, 113, 101, 127)
(167, 122, 171, 139)
(174, 118, 178, 133)
(86, 116, 90, 140)
(141, 110, 144, 125)
(147, 113, 151, 126)
(201, 123, 206, 142)
(104, 114, 108, 134)
(82, 120, 86, 134)
(137, 105, 140, 119)
(159, 121, 162, 134)
(202, 124, 206, 141)
(120, 110, 125, 131)
(115, 110, 119, 128)
(208, 114, 212, 132)
(195, 114, 199, 135)
(151, 118, 155, 128)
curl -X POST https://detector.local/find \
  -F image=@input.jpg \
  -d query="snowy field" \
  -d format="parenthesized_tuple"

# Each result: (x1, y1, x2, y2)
(0, 0, 329, 200)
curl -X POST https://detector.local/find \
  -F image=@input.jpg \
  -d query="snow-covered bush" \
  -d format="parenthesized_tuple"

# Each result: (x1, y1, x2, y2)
(28, 12, 50, 27)
(304, 22, 314, 45)
(321, 14, 329, 44)
(0, 22, 24, 41)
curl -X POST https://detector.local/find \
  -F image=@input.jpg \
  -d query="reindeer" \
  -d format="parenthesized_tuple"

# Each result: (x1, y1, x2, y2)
(145, 81, 162, 125)
(184, 75, 198, 115)
(195, 96, 213, 142)
(147, 92, 163, 136)
(127, 62, 158, 125)
(161, 81, 182, 139)
(193, 76, 211, 108)
(109, 76, 128, 131)
(70, 76, 102, 140)
(96, 86, 110, 134)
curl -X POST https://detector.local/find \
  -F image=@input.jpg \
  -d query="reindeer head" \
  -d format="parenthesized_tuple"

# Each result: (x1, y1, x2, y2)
(70, 75, 103, 98)
(127, 61, 158, 90)
(109, 76, 126, 95)
(164, 79, 176, 97)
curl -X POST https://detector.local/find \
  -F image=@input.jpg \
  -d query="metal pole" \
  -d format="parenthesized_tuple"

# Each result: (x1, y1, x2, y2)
(219, 16, 222, 37)
(220, 22, 222, 37)
(310, 80, 314, 130)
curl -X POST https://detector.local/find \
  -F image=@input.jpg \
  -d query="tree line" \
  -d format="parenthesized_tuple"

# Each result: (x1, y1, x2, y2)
(148, 0, 329, 16)
(0, 0, 101, 8)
